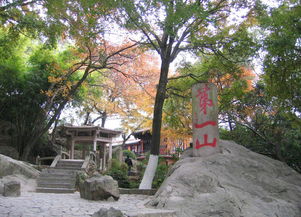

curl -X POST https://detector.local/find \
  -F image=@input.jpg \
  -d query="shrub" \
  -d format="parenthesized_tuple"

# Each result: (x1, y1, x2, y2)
(152, 164, 169, 189)
(105, 159, 130, 188)
(123, 150, 136, 159)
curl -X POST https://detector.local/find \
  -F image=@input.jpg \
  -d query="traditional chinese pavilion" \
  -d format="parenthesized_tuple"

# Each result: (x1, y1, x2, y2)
(131, 129, 152, 154)
(130, 129, 189, 155)
(56, 125, 121, 169)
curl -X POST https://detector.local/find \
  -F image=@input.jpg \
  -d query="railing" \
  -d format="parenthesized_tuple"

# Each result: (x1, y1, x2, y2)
(50, 155, 61, 168)
(61, 151, 70, 159)
(81, 151, 97, 171)
(36, 156, 56, 167)
(37, 151, 70, 168)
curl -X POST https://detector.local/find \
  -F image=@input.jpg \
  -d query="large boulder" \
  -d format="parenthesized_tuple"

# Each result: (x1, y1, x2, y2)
(0, 154, 40, 178)
(147, 140, 301, 217)
(0, 154, 39, 193)
(79, 174, 120, 201)
(92, 207, 125, 217)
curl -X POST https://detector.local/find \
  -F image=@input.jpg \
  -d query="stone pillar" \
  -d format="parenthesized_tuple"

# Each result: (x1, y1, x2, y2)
(93, 139, 97, 152)
(108, 143, 112, 169)
(97, 148, 103, 170)
(192, 83, 220, 157)
(118, 147, 123, 162)
(70, 138, 75, 159)
(109, 143, 112, 160)
(82, 143, 88, 159)
(102, 144, 107, 171)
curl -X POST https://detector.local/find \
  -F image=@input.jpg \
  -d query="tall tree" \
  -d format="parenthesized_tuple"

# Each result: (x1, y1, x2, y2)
(116, 0, 256, 189)
(0, 0, 142, 160)
(259, 0, 301, 114)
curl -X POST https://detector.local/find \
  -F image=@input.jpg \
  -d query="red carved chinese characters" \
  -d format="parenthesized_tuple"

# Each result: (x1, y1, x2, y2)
(194, 121, 217, 149)
(196, 135, 217, 149)
(194, 121, 216, 129)
(196, 85, 213, 115)
(194, 85, 217, 150)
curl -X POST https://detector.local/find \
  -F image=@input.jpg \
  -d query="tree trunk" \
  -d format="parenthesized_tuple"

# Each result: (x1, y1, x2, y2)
(139, 60, 170, 189)
(20, 133, 41, 161)
(83, 111, 90, 125)
(21, 67, 92, 161)
(101, 111, 107, 127)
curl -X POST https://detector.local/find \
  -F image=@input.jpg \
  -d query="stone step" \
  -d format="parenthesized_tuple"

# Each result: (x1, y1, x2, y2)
(38, 176, 75, 181)
(36, 160, 83, 194)
(37, 178, 75, 184)
(56, 163, 83, 168)
(37, 182, 75, 188)
(42, 168, 78, 175)
(36, 187, 76, 193)
(55, 165, 82, 170)
(57, 159, 84, 165)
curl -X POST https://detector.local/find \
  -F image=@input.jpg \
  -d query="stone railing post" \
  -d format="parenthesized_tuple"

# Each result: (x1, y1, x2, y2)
(192, 83, 221, 157)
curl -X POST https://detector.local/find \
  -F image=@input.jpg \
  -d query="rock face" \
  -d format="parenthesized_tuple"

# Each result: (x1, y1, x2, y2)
(80, 174, 120, 201)
(3, 180, 20, 197)
(0, 154, 40, 178)
(0, 154, 39, 193)
(92, 207, 125, 217)
(147, 140, 301, 217)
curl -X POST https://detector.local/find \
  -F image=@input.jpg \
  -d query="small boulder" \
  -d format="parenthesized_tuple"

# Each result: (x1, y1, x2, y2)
(3, 180, 20, 197)
(92, 207, 125, 217)
(80, 175, 120, 201)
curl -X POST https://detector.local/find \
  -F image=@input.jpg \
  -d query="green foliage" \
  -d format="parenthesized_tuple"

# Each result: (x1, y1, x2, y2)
(259, 1, 301, 113)
(123, 150, 136, 159)
(220, 83, 301, 173)
(152, 163, 169, 189)
(105, 159, 130, 188)
(0, 31, 86, 160)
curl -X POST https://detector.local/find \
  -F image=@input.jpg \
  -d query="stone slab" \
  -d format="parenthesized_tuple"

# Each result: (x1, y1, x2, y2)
(192, 83, 221, 157)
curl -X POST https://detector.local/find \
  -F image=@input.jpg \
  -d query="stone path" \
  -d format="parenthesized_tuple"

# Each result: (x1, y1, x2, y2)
(0, 192, 176, 217)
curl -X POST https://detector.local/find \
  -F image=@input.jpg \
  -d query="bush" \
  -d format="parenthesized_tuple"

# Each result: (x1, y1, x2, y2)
(152, 164, 169, 189)
(123, 150, 136, 159)
(105, 159, 130, 188)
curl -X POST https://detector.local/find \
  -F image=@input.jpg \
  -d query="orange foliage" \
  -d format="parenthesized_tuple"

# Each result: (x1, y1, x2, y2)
(209, 66, 255, 92)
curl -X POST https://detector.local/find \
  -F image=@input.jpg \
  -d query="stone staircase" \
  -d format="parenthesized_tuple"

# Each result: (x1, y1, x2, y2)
(36, 159, 84, 193)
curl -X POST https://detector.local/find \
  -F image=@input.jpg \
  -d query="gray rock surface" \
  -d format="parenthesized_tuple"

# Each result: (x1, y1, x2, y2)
(0, 154, 39, 193)
(0, 154, 40, 178)
(80, 174, 120, 201)
(147, 140, 301, 217)
(92, 207, 125, 217)
(0, 174, 37, 193)
(3, 180, 20, 197)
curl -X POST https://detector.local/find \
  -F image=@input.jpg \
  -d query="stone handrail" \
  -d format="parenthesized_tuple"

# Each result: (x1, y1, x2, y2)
(81, 151, 96, 170)
(49, 151, 70, 168)
(36, 156, 56, 166)
(61, 151, 70, 159)
(50, 155, 61, 168)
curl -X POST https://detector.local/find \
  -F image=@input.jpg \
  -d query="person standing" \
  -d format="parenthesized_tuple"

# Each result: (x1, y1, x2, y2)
(125, 155, 133, 175)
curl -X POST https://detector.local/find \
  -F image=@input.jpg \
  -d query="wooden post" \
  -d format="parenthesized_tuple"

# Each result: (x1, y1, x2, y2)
(192, 83, 220, 157)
